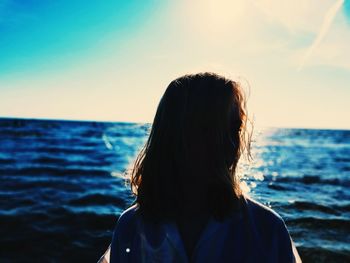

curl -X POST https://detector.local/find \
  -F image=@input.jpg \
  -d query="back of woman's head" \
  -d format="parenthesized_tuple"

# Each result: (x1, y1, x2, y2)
(130, 72, 250, 221)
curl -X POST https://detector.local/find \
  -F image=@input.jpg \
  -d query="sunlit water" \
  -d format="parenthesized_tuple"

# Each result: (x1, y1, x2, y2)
(0, 118, 349, 262)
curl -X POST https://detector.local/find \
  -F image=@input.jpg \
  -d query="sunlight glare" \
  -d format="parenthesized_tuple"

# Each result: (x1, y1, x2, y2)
(183, 0, 247, 36)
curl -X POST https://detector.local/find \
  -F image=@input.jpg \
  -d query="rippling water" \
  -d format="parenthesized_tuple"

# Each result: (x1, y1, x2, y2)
(0, 118, 349, 262)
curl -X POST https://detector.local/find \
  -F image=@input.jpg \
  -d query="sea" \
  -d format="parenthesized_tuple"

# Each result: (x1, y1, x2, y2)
(0, 118, 349, 263)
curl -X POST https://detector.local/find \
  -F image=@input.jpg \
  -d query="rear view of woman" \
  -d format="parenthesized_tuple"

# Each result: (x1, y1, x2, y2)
(104, 72, 301, 262)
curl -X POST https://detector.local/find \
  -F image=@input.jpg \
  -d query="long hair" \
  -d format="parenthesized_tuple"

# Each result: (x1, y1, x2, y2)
(130, 72, 251, 221)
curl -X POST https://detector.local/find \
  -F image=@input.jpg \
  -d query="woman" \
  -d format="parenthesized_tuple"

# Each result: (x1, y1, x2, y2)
(101, 72, 301, 263)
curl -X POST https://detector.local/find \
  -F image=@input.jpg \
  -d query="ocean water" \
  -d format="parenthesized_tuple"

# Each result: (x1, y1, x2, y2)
(0, 118, 349, 262)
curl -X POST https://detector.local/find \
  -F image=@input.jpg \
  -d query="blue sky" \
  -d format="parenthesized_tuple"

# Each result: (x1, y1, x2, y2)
(0, 0, 156, 76)
(0, 0, 349, 129)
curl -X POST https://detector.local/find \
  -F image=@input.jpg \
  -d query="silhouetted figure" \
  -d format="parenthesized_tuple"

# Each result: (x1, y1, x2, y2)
(100, 72, 301, 263)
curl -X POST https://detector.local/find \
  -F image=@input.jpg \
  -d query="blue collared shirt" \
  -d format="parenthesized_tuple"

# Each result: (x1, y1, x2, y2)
(108, 196, 301, 263)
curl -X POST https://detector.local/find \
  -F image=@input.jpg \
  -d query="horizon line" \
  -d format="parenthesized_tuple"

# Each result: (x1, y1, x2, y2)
(0, 115, 349, 131)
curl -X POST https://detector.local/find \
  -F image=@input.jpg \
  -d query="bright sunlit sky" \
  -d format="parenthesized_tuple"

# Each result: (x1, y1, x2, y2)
(0, 0, 349, 129)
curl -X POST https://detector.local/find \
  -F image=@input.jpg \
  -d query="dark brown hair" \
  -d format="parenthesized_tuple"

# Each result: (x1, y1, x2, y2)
(130, 72, 251, 221)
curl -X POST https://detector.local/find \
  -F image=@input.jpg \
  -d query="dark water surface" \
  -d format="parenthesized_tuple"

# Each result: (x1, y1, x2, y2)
(0, 118, 349, 262)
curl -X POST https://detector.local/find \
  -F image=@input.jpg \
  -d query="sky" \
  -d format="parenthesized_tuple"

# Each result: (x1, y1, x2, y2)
(0, 0, 349, 129)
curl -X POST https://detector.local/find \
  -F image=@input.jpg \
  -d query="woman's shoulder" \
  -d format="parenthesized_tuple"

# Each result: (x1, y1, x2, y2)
(242, 195, 293, 243)
(243, 195, 285, 227)
(114, 204, 140, 237)
(117, 205, 139, 223)
(243, 196, 300, 261)
(244, 196, 297, 248)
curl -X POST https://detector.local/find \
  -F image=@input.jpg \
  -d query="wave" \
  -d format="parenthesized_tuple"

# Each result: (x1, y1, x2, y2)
(2, 178, 86, 192)
(0, 158, 16, 164)
(286, 217, 350, 232)
(1, 166, 112, 177)
(0, 208, 118, 232)
(288, 201, 350, 215)
(30, 156, 113, 167)
(0, 128, 45, 137)
(68, 193, 126, 206)
(271, 175, 350, 187)
(333, 157, 350, 163)
(298, 246, 350, 263)
(267, 184, 289, 191)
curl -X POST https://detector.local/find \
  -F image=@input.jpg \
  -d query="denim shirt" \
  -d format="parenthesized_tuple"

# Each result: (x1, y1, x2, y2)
(106, 196, 301, 263)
